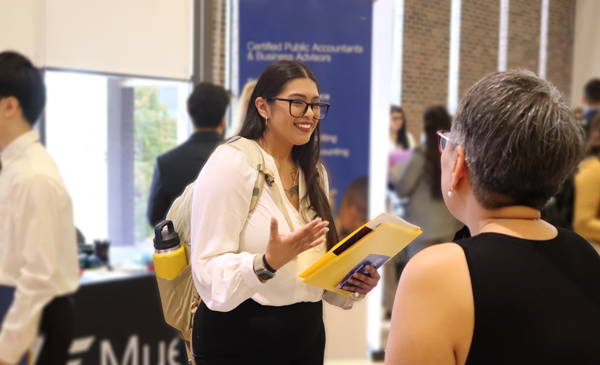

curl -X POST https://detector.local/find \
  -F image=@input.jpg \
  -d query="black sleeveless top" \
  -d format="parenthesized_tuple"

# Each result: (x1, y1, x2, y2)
(455, 228, 600, 364)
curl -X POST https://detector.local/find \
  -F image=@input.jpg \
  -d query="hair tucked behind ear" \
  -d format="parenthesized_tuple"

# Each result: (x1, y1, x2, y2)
(238, 60, 339, 250)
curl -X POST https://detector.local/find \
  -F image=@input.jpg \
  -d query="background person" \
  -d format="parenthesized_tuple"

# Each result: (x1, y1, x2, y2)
(147, 82, 230, 227)
(397, 105, 463, 259)
(0, 51, 79, 365)
(386, 70, 600, 364)
(190, 60, 380, 364)
(388, 106, 415, 216)
(389, 105, 414, 151)
(581, 78, 600, 136)
(573, 113, 600, 254)
(335, 176, 368, 239)
(385, 105, 462, 318)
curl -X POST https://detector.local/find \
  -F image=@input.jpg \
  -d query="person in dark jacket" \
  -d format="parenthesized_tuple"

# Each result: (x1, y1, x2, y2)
(581, 78, 600, 137)
(147, 82, 230, 227)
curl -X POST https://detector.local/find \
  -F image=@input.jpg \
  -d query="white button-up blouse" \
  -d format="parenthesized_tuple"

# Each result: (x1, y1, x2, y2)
(190, 143, 359, 312)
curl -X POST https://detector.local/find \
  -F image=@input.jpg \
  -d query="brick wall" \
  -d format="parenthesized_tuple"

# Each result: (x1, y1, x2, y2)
(458, 0, 499, 100)
(507, 0, 540, 71)
(546, 0, 576, 103)
(401, 0, 452, 140)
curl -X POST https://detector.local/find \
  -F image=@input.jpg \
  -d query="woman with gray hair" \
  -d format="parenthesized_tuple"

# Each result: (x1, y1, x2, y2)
(386, 70, 600, 364)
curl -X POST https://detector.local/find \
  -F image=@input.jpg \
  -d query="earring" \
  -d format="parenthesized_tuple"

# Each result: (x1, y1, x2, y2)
(448, 188, 453, 197)
(265, 117, 268, 127)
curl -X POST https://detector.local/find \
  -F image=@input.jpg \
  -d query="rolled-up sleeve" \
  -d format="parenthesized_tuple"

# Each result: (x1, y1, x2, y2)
(190, 145, 262, 312)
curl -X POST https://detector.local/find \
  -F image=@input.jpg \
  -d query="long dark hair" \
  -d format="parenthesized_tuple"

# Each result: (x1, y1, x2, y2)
(238, 60, 339, 250)
(391, 105, 410, 150)
(423, 106, 451, 199)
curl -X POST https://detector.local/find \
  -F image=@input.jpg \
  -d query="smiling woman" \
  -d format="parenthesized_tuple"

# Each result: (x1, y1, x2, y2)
(189, 60, 381, 364)
(239, 61, 334, 234)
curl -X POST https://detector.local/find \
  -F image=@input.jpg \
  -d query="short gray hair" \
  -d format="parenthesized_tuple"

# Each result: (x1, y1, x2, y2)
(452, 70, 585, 210)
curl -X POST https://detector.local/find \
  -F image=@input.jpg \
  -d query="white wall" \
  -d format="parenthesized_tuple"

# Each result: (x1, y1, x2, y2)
(0, 0, 192, 79)
(571, 0, 600, 107)
(45, 0, 192, 79)
(0, 0, 42, 65)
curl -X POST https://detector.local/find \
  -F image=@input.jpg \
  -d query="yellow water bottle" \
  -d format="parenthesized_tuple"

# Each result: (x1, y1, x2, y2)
(153, 220, 188, 279)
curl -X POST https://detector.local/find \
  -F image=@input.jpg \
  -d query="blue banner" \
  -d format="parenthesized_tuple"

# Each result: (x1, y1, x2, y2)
(238, 0, 372, 211)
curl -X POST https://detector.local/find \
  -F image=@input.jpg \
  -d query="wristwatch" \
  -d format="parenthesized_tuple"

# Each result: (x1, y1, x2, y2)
(254, 254, 277, 283)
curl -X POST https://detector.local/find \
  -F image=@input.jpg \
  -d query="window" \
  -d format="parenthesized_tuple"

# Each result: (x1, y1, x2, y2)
(45, 71, 191, 247)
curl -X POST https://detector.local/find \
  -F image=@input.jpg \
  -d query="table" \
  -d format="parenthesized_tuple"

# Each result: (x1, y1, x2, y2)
(67, 272, 186, 365)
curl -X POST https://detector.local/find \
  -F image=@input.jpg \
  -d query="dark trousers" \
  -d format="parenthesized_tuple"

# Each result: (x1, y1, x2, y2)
(193, 299, 325, 365)
(37, 295, 77, 365)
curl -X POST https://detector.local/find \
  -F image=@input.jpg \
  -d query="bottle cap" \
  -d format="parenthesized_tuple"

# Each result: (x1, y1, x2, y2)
(153, 220, 181, 250)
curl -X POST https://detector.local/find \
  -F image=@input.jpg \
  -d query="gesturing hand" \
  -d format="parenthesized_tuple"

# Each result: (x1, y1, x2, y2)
(342, 265, 381, 295)
(264, 217, 329, 271)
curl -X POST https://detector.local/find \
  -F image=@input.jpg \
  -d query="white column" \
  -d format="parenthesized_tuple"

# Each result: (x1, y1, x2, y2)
(368, 0, 395, 353)
(391, 0, 405, 105)
(498, 0, 510, 71)
(447, 0, 462, 115)
(538, 0, 550, 79)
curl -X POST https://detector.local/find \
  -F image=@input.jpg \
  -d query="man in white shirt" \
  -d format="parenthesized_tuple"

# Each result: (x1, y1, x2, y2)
(0, 51, 79, 365)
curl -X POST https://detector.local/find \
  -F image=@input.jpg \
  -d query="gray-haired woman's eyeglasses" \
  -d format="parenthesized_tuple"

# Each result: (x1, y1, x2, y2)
(437, 130, 451, 153)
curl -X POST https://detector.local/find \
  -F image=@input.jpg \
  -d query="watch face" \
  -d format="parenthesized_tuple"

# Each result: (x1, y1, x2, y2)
(257, 269, 275, 281)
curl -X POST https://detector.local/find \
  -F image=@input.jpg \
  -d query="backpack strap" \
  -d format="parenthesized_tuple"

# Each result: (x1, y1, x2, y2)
(227, 136, 295, 232)
(227, 136, 266, 213)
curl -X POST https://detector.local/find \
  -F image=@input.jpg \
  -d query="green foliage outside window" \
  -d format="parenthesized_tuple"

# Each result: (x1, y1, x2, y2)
(133, 87, 177, 244)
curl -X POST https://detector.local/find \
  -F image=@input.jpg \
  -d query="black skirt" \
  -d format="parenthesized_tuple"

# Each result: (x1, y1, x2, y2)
(193, 299, 325, 365)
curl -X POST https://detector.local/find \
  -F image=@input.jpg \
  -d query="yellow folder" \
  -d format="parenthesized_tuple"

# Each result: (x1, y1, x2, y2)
(300, 213, 422, 297)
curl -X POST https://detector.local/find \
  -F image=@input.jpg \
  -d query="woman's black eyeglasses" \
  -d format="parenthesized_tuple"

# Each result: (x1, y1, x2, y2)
(266, 98, 330, 120)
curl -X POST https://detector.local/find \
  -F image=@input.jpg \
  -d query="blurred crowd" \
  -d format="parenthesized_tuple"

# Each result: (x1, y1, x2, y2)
(376, 78, 600, 316)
